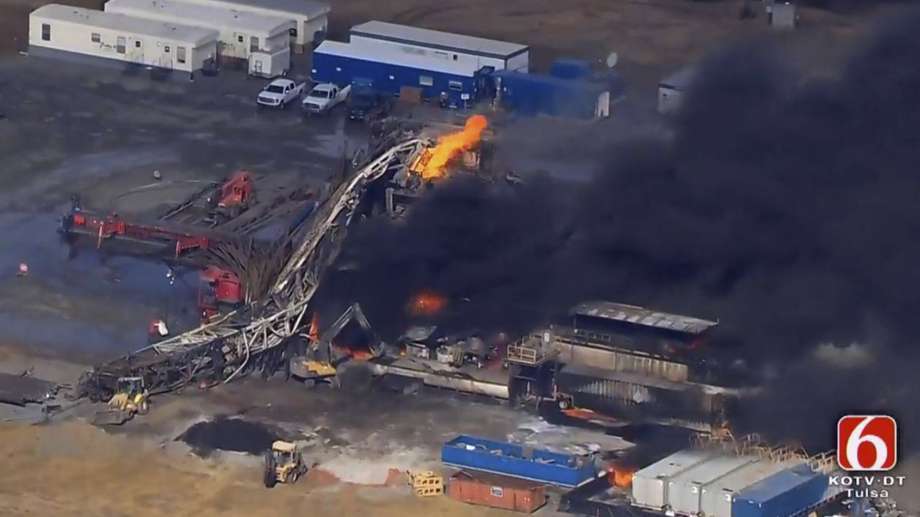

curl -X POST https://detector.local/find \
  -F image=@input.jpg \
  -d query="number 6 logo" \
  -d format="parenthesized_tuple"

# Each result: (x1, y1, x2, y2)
(837, 415, 897, 471)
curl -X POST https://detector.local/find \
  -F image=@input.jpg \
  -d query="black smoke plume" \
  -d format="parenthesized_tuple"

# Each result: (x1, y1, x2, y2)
(320, 7, 920, 452)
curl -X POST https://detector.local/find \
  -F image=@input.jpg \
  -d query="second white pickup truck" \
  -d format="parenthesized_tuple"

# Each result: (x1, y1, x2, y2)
(257, 78, 305, 109)
(301, 83, 351, 116)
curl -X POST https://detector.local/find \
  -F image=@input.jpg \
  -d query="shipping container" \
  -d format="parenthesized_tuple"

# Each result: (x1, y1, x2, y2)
(632, 449, 714, 510)
(441, 435, 596, 488)
(448, 470, 547, 513)
(732, 464, 829, 517)
(700, 460, 802, 517)
(493, 69, 616, 119)
(667, 455, 757, 515)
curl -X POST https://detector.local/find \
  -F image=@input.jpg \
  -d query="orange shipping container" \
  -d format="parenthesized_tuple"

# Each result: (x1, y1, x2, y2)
(447, 470, 547, 513)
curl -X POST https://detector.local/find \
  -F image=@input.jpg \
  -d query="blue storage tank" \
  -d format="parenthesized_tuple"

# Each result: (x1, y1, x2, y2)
(441, 435, 596, 487)
(732, 464, 829, 517)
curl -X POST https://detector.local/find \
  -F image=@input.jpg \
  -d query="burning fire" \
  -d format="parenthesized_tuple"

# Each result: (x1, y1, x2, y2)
(408, 291, 447, 317)
(415, 115, 488, 180)
(608, 465, 636, 488)
(308, 312, 320, 343)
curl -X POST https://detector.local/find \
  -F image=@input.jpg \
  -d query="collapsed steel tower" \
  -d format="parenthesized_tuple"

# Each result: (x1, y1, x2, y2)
(78, 138, 426, 400)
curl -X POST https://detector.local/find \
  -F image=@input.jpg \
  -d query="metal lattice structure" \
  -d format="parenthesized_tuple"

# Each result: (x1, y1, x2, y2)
(78, 138, 426, 399)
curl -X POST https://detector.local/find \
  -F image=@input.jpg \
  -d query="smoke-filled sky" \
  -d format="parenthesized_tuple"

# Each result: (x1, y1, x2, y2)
(320, 7, 920, 452)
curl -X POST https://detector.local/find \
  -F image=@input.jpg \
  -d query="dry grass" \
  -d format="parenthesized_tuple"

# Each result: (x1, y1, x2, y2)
(0, 420, 505, 516)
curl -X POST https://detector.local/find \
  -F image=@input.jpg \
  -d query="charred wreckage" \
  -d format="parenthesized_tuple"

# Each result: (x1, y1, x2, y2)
(69, 115, 750, 434)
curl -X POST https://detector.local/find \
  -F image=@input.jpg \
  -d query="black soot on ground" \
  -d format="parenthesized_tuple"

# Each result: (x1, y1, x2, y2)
(178, 416, 279, 457)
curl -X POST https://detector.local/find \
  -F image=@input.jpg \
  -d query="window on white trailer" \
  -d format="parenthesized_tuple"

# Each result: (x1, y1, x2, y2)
(419, 75, 433, 87)
(91, 33, 101, 43)
(250, 36, 259, 52)
(41, 24, 51, 41)
(135, 40, 141, 48)
(116, 36, 126, 54)
(448, 81, 463, 92)
(164, 45, 170, 53)
(177, 46, 186, 64)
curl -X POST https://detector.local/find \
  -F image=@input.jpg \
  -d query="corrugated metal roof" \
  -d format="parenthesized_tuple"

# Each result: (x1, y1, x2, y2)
(635, 449, 714, 480)
(186, 0, 330, 18)
(350, 20, 528, 59)
(559, 363, 691, 392)
(32, 4, 218, 46)
(570, 301, 717, 335)
(315, 40, 481, 77)
(105, 0, 294, 36)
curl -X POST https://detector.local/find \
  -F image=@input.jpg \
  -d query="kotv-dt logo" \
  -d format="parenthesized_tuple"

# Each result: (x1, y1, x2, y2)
(837, 415, 897, 471)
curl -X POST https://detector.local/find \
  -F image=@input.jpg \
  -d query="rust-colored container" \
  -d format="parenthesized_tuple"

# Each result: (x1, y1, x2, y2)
(447, 470, 547, 513)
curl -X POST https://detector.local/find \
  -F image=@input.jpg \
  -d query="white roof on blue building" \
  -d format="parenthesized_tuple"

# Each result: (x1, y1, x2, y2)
(105, 0, 295, 37)
(32, 4, 218, 46)
(315, 40, 482, 77)
(350, 20, 528, 59)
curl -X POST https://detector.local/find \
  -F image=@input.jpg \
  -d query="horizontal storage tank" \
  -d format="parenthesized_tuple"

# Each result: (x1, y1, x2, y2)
(668, 454, 757, 515)
(700, 460, 801, 517)
(632, 449, 713, 510)
(732, 464, 829, 517)
(441, 435, 596, 488)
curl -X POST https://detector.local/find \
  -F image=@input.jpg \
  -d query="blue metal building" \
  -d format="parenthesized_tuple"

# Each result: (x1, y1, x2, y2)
(492, 60, 626, 119)
(312, 40, 488, 106)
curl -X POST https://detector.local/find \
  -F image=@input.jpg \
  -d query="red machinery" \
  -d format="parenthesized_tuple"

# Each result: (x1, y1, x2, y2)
(198, 266, 244, 320)
(210, 170, 253, 218)
(62, 210, 215, 260)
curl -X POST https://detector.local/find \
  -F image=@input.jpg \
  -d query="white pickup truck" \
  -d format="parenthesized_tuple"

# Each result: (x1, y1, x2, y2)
(257, 78, 305, 109)
(301, 83, 351, 116)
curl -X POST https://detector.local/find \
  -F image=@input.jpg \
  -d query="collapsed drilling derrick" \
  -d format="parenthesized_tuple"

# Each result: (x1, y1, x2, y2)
(78, 138, 427, 401)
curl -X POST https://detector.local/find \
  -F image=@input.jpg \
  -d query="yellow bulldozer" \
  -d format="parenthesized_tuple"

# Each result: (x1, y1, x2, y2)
(91, 376, 149, 426)
(263, 440, 308, 488)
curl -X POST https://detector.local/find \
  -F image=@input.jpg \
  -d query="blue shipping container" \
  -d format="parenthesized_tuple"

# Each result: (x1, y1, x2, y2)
(493, 69, 624, 119)
(441, 435, 596, 488)
(732, 464, 829, 517)
(550, 59, 592, 80)
(312, 41, 481, 106)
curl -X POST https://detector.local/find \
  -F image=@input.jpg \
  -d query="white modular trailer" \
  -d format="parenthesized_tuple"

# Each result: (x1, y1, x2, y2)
(667, 455, 757, 516)
(29, 4, 218, 75)
(177, 0, 329, 52)
(699, 459, 802, 517)
(104, 0, 292, 77)
(349, 20, 529, 73)
(632, 449, 714, 510)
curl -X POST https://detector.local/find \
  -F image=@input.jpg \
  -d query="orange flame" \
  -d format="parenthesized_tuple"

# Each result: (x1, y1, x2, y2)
(408, 291, 447, 317)
(416, 115, 488, 180)
(608, 465, 636, 488)
(308, 312, 320, 343)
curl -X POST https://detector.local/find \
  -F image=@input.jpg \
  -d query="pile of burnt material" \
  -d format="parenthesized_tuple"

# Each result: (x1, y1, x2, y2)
(178, 416, 279, 457)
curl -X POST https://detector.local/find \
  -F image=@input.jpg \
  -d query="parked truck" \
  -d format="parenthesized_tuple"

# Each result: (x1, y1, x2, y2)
(347, 81, 391, 122)
(302, 83, 351, 116)
(257, 78, 306, 109)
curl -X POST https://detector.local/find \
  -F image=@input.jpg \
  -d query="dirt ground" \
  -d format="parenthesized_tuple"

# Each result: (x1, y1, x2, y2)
(0, 420, 513, 517)
(0, 343, 623, 516)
